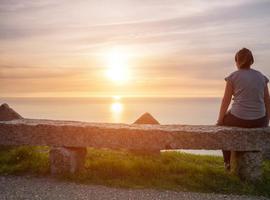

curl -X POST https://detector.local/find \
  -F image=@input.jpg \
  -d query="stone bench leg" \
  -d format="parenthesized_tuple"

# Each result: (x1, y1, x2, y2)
(230, 151, 263, 182)
(49, 147, 87, 175)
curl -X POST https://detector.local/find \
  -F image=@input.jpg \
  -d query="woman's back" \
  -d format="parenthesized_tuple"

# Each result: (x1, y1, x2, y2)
(218, 48, 270, 170)
(226, 68, 269, 120)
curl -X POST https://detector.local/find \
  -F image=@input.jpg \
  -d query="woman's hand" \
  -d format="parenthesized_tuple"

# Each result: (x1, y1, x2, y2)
(216, 119, 224, 126)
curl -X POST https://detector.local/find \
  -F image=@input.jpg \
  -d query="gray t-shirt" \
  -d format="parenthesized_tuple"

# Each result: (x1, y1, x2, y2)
(225, 68, 269, 120)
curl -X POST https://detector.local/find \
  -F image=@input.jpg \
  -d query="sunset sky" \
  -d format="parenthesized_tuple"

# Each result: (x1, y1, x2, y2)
(1, 0, 270, 97)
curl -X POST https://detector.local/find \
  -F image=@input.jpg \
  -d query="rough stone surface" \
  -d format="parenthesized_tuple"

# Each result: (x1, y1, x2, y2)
(0, 103, 23, 121)
(231, 151, 263, 182)
(50, 147, 87, 175)
(0, 119, 269, 152)
(133, 112, 160, 125)
(133, 113, 160, 154)
(263, 149, 270, 160)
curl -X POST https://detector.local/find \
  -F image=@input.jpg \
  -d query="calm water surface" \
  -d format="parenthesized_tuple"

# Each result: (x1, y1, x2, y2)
(0, 97, 222, 156)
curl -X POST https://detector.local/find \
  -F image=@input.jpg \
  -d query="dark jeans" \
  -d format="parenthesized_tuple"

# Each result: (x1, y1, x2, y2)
(222, 111, 269, 164)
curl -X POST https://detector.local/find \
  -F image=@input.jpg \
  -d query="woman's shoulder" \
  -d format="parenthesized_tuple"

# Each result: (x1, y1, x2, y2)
(244, 68, 269, 84)
(228, 70, 239, 76)
(225, 70, 239, 83)
(229, 68, 263, 76)
(250, 68, 262, 74)
(226, 70, 240, 78)
(225, 68, 269, 83)
(250, 68, 269, 83)
(250, 68, 268, 79)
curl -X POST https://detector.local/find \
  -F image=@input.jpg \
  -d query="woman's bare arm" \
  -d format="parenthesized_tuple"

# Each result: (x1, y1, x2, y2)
(264, 84, 270, 119)
(217, 82, 233, 125)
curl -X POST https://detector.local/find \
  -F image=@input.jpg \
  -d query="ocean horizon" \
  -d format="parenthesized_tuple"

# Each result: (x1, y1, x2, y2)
(0, 97, 222, 124)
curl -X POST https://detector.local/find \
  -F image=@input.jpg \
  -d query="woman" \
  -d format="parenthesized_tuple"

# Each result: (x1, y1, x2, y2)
(217, 48, 270, 171)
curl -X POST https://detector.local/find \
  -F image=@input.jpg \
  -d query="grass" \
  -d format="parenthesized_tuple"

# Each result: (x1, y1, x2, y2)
(0, 146, 49, 175)
(0, 146, 270, 197)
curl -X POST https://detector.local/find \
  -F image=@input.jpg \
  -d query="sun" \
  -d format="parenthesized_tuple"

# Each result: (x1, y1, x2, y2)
(111, 102, 123, 113)
(105, 47, 130, 83)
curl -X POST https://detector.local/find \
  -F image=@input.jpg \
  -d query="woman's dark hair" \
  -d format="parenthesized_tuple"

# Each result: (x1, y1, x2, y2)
(234, 48, 254, 69)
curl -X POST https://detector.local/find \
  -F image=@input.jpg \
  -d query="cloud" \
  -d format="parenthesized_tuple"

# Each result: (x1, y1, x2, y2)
(0, 0, 61, 12)
(0, 0, 270, 96)
(0, 65, 88, 79)
(1, 1, 270, 41)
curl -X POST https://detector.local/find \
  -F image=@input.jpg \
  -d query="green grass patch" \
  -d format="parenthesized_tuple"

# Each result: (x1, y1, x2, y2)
(0, 146, 270, 197)
(0, 146, 49, 175)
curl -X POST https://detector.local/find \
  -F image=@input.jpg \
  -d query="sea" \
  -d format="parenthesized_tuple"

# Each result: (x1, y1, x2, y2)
(0, 97, 223, 156)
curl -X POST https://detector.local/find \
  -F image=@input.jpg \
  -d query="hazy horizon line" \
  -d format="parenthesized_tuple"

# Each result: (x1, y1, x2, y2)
(0, 95, 222, 99)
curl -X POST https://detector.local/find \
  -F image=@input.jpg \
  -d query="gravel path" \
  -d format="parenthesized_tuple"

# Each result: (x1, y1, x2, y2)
(0, 175, 268, 200)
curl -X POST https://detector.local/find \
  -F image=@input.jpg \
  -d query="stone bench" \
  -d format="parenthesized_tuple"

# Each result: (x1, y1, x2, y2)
(0, 103, 269, 182)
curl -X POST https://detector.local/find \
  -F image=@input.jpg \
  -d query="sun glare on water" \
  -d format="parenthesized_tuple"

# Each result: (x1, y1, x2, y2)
(105, 47, 131, 83)
(111, 102, 123, 113)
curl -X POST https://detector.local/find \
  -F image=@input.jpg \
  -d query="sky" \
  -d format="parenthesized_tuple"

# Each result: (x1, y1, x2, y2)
(0, 0, 270, 97)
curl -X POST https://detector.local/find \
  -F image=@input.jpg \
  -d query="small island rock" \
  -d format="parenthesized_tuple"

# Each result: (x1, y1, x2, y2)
(0, 103, 23, 121)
